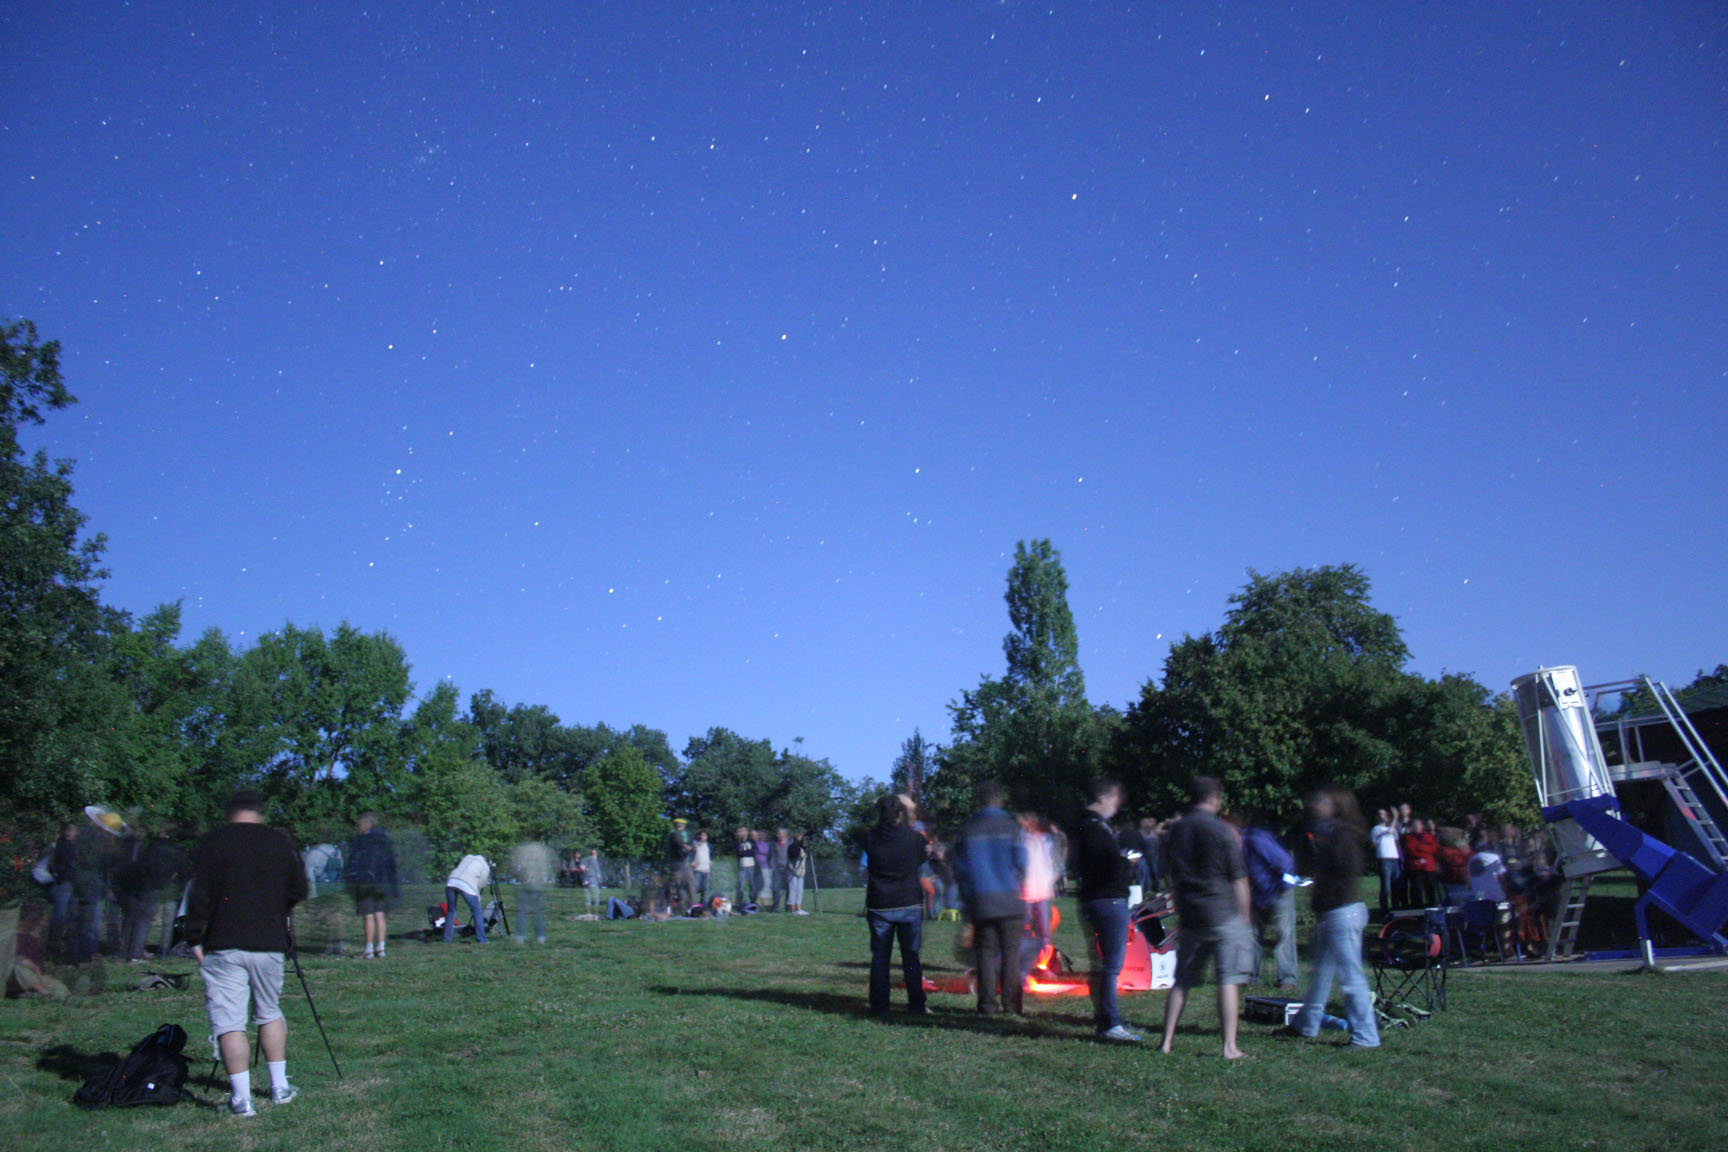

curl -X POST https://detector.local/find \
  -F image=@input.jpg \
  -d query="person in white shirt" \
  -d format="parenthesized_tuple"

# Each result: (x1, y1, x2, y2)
(1370, 809, 1402, 915)
(1467, 841, 1507, 903)
(442, 854, 492, 943)
(691, 830, 713, 905)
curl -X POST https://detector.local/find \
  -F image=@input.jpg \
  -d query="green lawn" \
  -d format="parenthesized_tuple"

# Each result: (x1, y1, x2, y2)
(3, 882, 1725, 1152)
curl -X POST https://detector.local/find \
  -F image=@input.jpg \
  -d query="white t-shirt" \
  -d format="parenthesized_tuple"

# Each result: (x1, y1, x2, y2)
(1371, 824, 1401, 861)
(692, 842, 712, 872)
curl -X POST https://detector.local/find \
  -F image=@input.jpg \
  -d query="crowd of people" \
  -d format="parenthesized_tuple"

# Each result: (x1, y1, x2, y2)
(858, 776, 1576, 1056)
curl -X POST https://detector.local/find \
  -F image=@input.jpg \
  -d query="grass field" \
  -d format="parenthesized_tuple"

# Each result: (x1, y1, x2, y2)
(3, 880, 1726, 1152)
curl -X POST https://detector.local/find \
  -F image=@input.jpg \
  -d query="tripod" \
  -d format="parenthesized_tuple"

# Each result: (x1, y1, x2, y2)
(488, 870, 512, 940)
(201, 927, 342, 1089)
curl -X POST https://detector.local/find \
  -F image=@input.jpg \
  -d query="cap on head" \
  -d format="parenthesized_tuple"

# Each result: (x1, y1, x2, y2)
(226, 788, 266, 817)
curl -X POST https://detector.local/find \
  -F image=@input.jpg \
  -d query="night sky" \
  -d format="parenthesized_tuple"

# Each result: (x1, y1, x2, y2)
(4, 3, 1724, 782)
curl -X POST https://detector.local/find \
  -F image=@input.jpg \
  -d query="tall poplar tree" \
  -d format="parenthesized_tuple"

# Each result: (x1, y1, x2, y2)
(933, 540, 1102, 827)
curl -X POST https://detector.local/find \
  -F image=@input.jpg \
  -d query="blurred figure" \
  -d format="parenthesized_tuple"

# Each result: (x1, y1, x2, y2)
(583, 847, 603, 910)
(1241, 815, 1298, 989)
(47, 822, 79, 960)
(769, 828, 792, 912)
(733, 828, 758, 905)
(864, 794, 930, 1017)
(1075, 780, 1138, 1042)
(787, 832, 810, 914)
(752, 830, 772, 904)
(1370, 808, 1402, 915)
(119, 817, 187, 962)
(511, 835, 557, 944)
(1159, 776, 1253, 1060)
(1019, 813, 1056, 963)
(1138, 817, 1163, 892)
(1438, 829, 1473, 906)
(1292, 786, 1379, 1048)
(956, 782, 1027, 1017)
(346, 813, 400, 959)
(442, 853, 492, 944)
(691, 830, 713, 905)
(665, 819, 695, 910)
(1400, 819, 1443, 907)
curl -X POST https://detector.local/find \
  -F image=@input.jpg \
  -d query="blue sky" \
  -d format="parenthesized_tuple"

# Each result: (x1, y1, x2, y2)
(3, 2, 1724, 781)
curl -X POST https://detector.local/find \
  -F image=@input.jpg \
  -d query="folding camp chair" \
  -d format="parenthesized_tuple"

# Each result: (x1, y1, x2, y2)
(1370, 908, 1447, 1022)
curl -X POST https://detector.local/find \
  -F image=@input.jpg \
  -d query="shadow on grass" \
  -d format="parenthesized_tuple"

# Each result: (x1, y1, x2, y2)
(647, 984, 1103, 1041)
(36, 1043, 228, 1107)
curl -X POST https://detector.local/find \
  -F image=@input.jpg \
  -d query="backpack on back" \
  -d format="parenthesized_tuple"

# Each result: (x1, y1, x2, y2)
(73, 1023, 193, 1108)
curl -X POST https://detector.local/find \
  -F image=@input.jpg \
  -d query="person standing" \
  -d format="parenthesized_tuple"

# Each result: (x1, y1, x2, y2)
(733, 828, 758, 906)
(1241, 817, 1299, 990)
(510, 835, 557, 943)
(1292, 786, 1380, 1048)
(954, 782, 1028, 1017)
(47, 822, 79, 960)
(184, 789, 309, 1116)
(1076, 779, 1139, 1041)
(864, 795, 930, 1017)
(1020, 813, 1057, 966)
(1158, 776, 1254, 1060)
(582, 848, 603, 910)
(691, 830, 713, 905)
(1370, 808, 1402, 915)
(752, 830, 772, 903)
(787, 833, 810, 914)
(769, 829, 792, 912)
(346, 813, 400, 959)
(665, 819, 695, 910)
(442, 852, 492, 943)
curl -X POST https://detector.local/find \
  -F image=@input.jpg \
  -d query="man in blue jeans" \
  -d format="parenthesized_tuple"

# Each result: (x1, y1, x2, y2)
(1075, 779, 1138, 1041)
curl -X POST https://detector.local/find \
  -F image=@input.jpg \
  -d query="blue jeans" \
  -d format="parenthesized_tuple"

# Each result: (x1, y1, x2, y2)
(1378, 860, 1401, 913)
(1083, 898, 1129, 1031)
(867, 906, 926, 1014)
(1294, 902, 1379, 1047)
(443, 888, 487, 943)
(516, 888, 545, 942)
(1254, 887, 1299, 986)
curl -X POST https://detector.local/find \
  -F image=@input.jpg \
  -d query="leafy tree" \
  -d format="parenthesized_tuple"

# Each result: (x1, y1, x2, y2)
(504, 775, 591, 848)
(1112, 564, 1531, 825)
(931, 540, 1103, 829)
(586, 743, 665, 859)
(222, 621, 413, 822)
(407, 682, 515, 868)
(0, 321, 112, 833)
(768, 743, 851, 839)
(671, 727, 780, 831)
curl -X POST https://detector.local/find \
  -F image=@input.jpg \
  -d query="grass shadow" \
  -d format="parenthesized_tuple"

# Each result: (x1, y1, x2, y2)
(647, 984, 1081, 1040)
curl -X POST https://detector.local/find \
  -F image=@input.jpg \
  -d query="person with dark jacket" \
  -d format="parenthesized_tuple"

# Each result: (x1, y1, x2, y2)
(186, 789, 309, 1116)
(1158, 776, 1253, 1059)
(1291, 786, 1380, 1048)
(346, 813, 400, 959)
(47, 823, 79, 960)
(1075, 779, 1139, 1041)
(955, 782, 1028, 1016)
(863, 794, 930, 1017)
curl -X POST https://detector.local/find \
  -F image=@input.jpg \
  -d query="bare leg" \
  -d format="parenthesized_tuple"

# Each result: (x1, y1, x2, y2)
(1159, 986, 1188, 1053)
(1219, 983, 1245, 1059)
(259, 1016, 287, 1064)
(218, 1030, 251, 1076)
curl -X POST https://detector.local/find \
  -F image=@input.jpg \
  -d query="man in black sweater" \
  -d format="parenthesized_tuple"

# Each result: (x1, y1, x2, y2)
(185, 789, 308, 1117)
(1075, 778, 1139, 1041)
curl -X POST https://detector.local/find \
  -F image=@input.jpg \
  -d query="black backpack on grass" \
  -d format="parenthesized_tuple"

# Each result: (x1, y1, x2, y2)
(74, 1023, 193, 1108)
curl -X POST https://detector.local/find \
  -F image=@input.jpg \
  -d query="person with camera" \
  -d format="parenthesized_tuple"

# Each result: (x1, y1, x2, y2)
(184, 789, 309, 1116)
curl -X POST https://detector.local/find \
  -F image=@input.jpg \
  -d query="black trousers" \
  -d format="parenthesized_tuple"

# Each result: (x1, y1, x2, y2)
(974, 916, 1024, 1015)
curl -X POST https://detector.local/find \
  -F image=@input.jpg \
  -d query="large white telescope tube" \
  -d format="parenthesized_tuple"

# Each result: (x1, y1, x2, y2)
(1510, 666, 1621, 877)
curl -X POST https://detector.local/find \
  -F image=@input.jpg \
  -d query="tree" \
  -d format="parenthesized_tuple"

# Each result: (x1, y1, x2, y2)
(930, 540, 1103, 828)
(406, 681, 515, 868)
(222, 621, 413, 823)
(1111, 564, 1531, 825)
(586, 744, 665, 860)
(0, 320, 112, 833)
(890, 729, 935, 809)
(670, 727, 780, 831)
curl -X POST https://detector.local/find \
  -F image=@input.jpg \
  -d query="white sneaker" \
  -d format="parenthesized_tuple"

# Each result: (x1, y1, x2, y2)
(270, 1084, 299, 1105)
(1098, 1025, 1143, 1043)
(228, 1097, 257, 1117)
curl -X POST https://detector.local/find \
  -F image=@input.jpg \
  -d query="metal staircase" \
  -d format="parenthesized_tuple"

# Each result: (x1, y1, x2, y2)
(1596, 676, 1728, 872)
